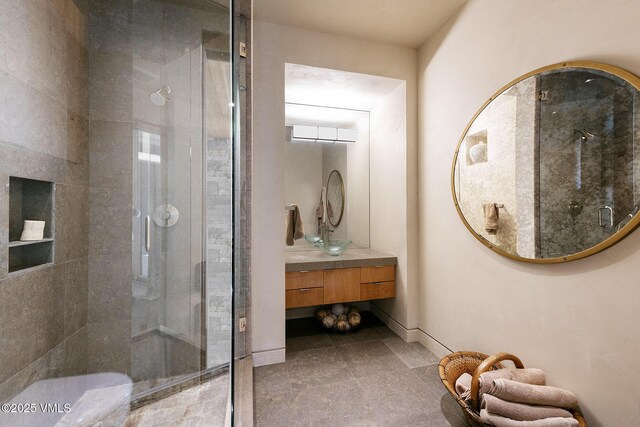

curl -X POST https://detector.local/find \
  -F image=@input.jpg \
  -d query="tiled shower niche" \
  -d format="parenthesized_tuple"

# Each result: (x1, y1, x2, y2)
(8, 177, 55, 273)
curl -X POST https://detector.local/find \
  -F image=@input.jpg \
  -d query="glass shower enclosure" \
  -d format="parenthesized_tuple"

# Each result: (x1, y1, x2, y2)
(537, 69, 636, 257)
(128, 0, 234, 403)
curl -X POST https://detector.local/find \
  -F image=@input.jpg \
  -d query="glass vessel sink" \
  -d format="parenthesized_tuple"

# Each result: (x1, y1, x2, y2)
(304, 234, 322, 246)
(322, 239, 352, 256)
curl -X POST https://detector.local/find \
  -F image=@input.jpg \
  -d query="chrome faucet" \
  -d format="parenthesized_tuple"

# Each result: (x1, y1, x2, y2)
(320, 222, 334, 242)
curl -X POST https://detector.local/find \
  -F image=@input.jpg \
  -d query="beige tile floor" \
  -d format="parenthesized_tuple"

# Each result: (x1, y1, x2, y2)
(255, 318, 469, 426)
(125, 373, 229, 427)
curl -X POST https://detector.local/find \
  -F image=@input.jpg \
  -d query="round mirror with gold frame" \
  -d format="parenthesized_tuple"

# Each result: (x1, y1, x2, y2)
(452, 61, 640, 263)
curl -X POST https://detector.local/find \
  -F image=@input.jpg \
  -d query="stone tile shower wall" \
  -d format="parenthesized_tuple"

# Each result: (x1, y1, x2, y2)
(457, 79, 537, 256)
(207, 139, 232, 367)
(86, 0, 133, 375)
(0, 0, 90, 401)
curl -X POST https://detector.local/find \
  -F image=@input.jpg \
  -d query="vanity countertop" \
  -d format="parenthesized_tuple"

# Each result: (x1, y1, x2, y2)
(285, 248, 397, 272)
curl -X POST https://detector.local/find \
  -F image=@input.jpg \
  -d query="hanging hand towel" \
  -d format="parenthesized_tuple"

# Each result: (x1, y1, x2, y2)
(286, 205, 305, 246)
(483, 202, 499, 234)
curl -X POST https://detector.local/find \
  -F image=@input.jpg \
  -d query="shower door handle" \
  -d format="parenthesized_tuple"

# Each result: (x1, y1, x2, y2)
(145, 215, 151, 252)
(598, 206, 613, 228)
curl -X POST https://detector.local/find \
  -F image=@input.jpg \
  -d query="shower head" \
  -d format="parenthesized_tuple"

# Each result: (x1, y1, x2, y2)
(150, 85, 171, 106)
(574, 129, 596, 142)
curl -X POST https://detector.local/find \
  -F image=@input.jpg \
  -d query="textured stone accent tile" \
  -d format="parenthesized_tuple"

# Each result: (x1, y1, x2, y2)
(63, 0, 89, 48)
(336, 340, 407, 379)
(286, 346, 353, 392)
(0, 268, 63, 384)
(67, 111, 90, 165)
(89, 187, 132, 257)
(54, 183, 67, 264)
(382, 336, 440, 368)
(254, 362, 291, 399)
(0, 342, 65, 403)
(87, 319, 131, 374)
(134, 407, 187, 427)
(89, 120, 132, 188)
(0, 70, 67, 160)
(89, 52, 132, 122)
(357, 368, 443, 425)
(88, 251, 132, 323)
(66, 32, 90, 118)
(255, 391, 300, 427)
(89, 0, 132, 57)
(292, 380, 377, 426)
(0, 142, 67, 184)
(0, 0, 67, 102)
(64, 257, 89, 337)
(66, 158, 90, 188)
(127, 375, 229, 427)
(286, 334, 333, 354)
(63, 184, 89, 261)
(63, 326, 88, 377)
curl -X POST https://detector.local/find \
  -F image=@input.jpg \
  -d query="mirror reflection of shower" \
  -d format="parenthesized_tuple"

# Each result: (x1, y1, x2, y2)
(575, 128, 596, 142)
(149, 85, 171, 106)
(572, 129, 596, 190)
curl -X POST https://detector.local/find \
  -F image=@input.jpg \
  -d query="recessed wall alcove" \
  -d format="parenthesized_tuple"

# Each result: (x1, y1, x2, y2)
(8, 176, 55, 273)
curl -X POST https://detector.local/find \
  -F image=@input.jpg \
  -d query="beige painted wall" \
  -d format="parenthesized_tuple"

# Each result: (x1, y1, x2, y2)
(418, 0, 640, 425)
(252, 20, 418, 361)
(370, 83, 419, 328)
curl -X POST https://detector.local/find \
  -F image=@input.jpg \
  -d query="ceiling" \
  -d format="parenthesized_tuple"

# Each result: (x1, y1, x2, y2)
(254, 0, 466, 48)
(285, 63, 405, 111)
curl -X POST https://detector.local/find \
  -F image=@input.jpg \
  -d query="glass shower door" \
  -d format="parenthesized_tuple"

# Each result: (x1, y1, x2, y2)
(130, 0, 232, 398)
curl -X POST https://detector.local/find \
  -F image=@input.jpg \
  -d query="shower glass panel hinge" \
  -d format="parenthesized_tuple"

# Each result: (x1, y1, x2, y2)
(539, 90, 549, 101)
(239, 42, 247, 58)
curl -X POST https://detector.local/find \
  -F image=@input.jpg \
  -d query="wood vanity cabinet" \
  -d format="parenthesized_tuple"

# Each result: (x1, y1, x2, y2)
(285, 270, 324, 308)
(285, 265, 396, 309)
(360, 265, 396, 300)
(324, 268, 361, 304)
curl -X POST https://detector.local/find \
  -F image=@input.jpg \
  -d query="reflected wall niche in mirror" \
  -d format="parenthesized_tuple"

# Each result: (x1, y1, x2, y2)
(285, 103, 370, 250)
(452, 61, 640, 263)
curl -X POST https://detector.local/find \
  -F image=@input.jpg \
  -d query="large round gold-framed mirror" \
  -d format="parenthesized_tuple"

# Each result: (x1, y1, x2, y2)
(452, 61, 640, 263)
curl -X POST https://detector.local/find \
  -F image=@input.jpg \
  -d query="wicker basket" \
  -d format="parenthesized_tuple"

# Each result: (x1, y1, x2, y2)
(438, 351, 587, 427)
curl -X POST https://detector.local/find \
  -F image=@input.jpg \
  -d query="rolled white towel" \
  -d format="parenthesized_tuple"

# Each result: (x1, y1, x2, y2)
(480, 409, 578, 427)
(455, 368, 546, 401)
(487, 378, 579, 409)
(482, 394, 574, 421)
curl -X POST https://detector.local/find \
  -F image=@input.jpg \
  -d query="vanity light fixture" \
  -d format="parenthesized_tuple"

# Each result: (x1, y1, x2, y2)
(288, 125, 357, 144)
